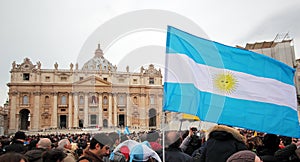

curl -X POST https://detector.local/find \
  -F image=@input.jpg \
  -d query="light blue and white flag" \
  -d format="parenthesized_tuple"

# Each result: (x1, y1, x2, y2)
(164, 26, 300, 137)
(124, 126, 130, 135)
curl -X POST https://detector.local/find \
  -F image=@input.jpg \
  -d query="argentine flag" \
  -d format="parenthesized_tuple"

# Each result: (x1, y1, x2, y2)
(164, 26, 300, 137)
(124, 126, 130, 135)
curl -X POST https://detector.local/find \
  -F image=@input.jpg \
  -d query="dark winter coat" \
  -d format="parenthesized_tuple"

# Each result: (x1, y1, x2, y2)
(275, 144, 300, 162)
(194, 125, 248, 162)
(162, 147, 193, 162)
(78, 149, 104, 162)
(25, 148, 47, 162)
(4, 140, 28, 154)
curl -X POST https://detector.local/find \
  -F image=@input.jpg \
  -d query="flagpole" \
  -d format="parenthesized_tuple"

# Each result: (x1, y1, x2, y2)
(161, 111, 166, 162)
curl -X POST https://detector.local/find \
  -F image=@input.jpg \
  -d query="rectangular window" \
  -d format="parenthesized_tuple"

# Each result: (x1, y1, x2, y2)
(80, 77, 84, 81)
(149, 78, 154, 84)
(119, 79, 124, 83)
(133, 79, 137, 84)
(90, 115, 97, 125)
(61, 95, 67, 105)
(23, 73, 30, 81)
(61, 77, 67, 81)
(79, 96, 84, 105)
(150, 95, 155, 105)
(118, 95, 125, 105)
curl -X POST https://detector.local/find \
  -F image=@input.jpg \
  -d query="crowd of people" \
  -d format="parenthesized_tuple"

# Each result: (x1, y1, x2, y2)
(0, 125, 300, 162)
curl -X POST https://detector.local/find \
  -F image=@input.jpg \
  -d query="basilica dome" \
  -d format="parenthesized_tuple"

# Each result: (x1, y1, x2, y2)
(82, 44, 116, 72)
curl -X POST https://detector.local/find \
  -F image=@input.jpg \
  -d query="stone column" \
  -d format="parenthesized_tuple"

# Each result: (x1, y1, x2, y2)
(32, 92, 40, 131)
(108, 94, 112, 127)
(126, 93, 131, 126)
(157, 94, 163, 129)
(8, 91, 18, 133)
(140, 93, 146, 129)
(98, 93, 103, 127)
(84, 93, 88, 127)
(73, 93, 78, 127)
(113, 94, 117, 127)
(68, 93, 73, 128)
(51, 93, 58, 128)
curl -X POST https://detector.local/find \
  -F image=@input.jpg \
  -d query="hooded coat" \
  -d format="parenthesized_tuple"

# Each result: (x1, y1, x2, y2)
(195, 125, 248, 162)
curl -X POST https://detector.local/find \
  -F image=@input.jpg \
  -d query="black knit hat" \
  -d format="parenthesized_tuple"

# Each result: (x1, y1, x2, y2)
(14, 131, 26, 140)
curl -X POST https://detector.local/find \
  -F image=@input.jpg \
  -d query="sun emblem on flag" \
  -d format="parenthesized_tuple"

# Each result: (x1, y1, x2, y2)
(213, 72, 238, 94)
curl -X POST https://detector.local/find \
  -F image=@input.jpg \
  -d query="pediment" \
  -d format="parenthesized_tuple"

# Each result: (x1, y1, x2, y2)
(73, 76, 111, 86)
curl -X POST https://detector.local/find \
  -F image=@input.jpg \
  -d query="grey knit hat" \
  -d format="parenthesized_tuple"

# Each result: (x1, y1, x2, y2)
(226, 150, 256, 162)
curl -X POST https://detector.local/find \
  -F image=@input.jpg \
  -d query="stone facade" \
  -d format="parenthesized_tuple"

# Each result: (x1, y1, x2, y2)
(7, 44, 163, 133)
(0, 101, 9, 135)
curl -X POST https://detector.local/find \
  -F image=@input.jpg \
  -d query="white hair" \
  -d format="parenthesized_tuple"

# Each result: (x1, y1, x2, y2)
(37, 138, 52, 150)
(57, 138, 70, 149)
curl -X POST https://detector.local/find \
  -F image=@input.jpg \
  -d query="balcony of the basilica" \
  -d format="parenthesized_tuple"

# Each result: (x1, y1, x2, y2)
(58, 104, 68, 108)
(117, 104, 126, 108)
(20, 103, 30, 108)
(89, 102, 99, 107)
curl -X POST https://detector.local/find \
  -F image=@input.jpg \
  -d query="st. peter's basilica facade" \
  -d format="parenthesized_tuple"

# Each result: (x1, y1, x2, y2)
(7, 44, 163, 133)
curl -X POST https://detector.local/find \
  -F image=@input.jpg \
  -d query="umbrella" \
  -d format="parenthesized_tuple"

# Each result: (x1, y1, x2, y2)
(110, 140, 140, 161)
(113, 140, 140, 153)
(129, 142, 161, 162)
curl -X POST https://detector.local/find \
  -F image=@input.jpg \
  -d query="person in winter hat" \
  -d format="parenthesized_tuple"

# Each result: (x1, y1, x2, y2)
(226, 150, 262, 162)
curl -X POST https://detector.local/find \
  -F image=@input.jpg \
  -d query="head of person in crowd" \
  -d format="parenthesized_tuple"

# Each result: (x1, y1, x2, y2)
(146, 131, 160, 143)
(226, 150, 262, 162)
(0, 152, 29, 162)
(247, 136, 263, 153)
(89, 133, 113, 158)
(4, 131, 28, 154)
(37, 138, 52, 150)
(146, 130, 162, 152)
(14, 131, 27, 143)
(262, 134, 280, 152)
(57, 138, 72, 151)
(109, 132, 120, 148)
(120, 134, 129, 143)
(24, 138, 52, 162)
(164, 130, 182, 149)
(42, 149, 67, 162)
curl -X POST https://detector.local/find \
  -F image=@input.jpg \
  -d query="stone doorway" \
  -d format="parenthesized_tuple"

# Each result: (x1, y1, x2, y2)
(118, 114, 125, 127)
(59, 115, 67, 128)
(19, 109, 30, 130)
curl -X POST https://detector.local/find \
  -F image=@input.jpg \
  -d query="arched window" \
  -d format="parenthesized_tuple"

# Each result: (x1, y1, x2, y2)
(149, 109, 157, 127)
(133, 96, 138, 104)
(45, 96, 50, 104)
(61, 95, 67, 105)
(23, 95, 29, 104)
(91, 95, 97, 104)
(103, 96, 108, 105)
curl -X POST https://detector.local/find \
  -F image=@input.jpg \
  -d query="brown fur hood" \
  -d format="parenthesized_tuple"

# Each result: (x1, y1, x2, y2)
(206, 125, 246, 143)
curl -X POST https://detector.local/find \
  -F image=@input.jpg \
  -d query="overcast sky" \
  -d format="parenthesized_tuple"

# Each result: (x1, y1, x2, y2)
(0, 0, 300, 104)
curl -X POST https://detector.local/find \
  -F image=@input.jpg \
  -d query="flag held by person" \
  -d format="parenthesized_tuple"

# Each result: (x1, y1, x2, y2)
(163, 26, 300, 137)
(124, 126, 130, 135)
